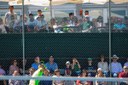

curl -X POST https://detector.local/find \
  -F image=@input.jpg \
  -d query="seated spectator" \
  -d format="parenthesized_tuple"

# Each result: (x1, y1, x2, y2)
(76, 69, 90, 85)
(29, 64, 46, 85)
(98, 54, 108, 76)
(113, 18, 126, 31)
(65, 61, 72, 76)
(95, 68, 106, 85)
(45, 56, 58, 74)
(9, 60, 20, 75)
(53, 69, 64, 85)
(124, 58, 128, 67)
(71, 58, 81, 76)
(31, 56, 40, 70)
(9, 70, 24, 85)
(81, 18, 92, 33)
(13, 15, 28, 33)
(35, 15, 47, 32)
(27, 13, 37, 32)
(40, 69, 52, 85)
(28, 67, 35, 76)
(109, 55, 122, 77)
(85, 58, 96, 77)
(0, 64, 6, 85)
(118, 66, 128, 85)
(0, 18, 7, 33)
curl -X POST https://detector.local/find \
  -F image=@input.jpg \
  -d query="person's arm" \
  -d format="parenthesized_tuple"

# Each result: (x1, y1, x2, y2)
(76, 60, 81, 69)
(119, 63, 123, 72)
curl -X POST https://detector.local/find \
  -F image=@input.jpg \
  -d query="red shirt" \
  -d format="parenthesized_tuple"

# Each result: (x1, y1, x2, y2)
(119, 71, 128, 78)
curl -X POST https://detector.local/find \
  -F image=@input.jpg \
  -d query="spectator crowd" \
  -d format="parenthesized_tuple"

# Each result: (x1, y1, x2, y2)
(0, 6, 128, 33)
(0, 54, 128, 85)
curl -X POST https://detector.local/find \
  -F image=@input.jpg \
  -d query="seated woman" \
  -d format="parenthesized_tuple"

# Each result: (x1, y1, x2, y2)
(76, 69, 90, 85)
(71, 58, 81, 76)
(95, 68, 107, 85)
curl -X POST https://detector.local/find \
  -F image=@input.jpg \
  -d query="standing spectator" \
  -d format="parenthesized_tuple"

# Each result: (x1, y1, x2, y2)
(124, 58, 128, 67)
(45, 56, 58, 74)
(31, 56, 40, 70)
(0, 64, 6, 85)
(109, 55, 123, 77)
(35, 10, 43, 20)
(53, 69, 64, 85)
(95, 68, 107, 85)
(4, 6, 17, 33)
(71, 58, 81, 76)
(86, 58, 96, 77)
(9, 70, 24, 85)
(27, 13, 37, 32)
(118, 66, 128, 85)
(98, 55, 108, 76)
(76, 69, 90, 85)
(9, 60, 20, 75)
(0, 18, 7, 33)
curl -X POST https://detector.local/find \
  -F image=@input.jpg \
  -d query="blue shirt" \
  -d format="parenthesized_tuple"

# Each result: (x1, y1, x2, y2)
(31, 63, 40, 70)
(114, 23, 126, 29)
(45, 62, 58, 73)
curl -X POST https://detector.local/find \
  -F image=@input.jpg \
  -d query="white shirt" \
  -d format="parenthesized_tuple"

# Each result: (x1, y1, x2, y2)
(98, 62, 108, 72)
(5, 11, 17, 27)
(109, 62, 123, 73)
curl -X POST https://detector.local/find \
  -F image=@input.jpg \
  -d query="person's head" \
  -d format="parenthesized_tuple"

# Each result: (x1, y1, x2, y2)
(69, 13, 74, 19)
(13, 70, 19, 76)
(9, 6, 14, 12)
(117, 18, 122, 24)
(112, 55, 119, 62)
(49, 56, 54, 63)
(66, 61, 70, 68)
(54, 69, 60, 76)
(38, 64, 45, 72)
(97, 68, 102, 74)
(29, 67, 35, 75)
(34, 56, 40, 63)
(81, 69, 87, 77)
(44, 69, 50, 76)
(123, 66, 128, 73)
(29, 13, 34, 19)
(100, 54, 105, 62)
(72, 58, 77, 63)
(37, 10, 42, 16)
(12, 60, 18, 66)
(88, 58, 92, 64)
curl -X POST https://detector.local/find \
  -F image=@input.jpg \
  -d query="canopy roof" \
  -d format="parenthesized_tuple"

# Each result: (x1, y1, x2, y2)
(0, 0, 127, 5)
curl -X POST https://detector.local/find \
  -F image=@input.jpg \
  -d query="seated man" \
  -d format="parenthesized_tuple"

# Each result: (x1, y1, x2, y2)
(31, 56, 40, 70)
(45, 56, 58, 74)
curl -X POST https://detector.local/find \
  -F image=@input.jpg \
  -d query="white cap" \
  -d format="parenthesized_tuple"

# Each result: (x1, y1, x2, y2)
(97, 68, 102, 71)
(66, 61, 70, 65)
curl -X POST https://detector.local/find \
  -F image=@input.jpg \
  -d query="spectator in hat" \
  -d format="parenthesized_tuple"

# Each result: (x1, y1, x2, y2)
(45, 56, 58, 74)
(31, 56, 40, 70)
(65, 61, 72, 76)
(27, 13, 37, 32)
(109, 55, 123, 77)
(118, 66, 128, 85)
(124, 58, 128, 67)
(85, 58, 96, 77)
(98, 54, 108, 76)
(4, 6, 17, 33)
(95, 68, 107, 85)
